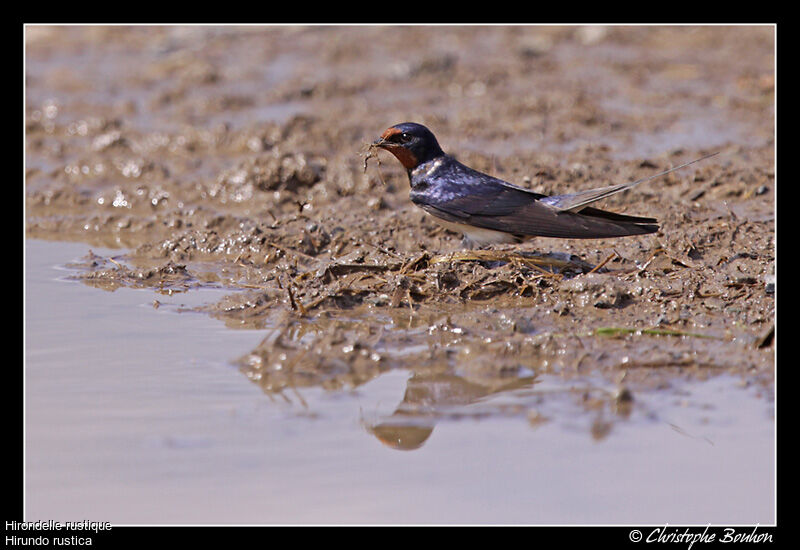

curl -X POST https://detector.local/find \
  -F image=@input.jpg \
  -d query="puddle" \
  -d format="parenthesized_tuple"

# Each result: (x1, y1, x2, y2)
(25, 239, 774, 524)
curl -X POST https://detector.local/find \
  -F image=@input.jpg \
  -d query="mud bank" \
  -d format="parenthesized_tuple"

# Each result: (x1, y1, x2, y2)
(26, 26, 775, 432)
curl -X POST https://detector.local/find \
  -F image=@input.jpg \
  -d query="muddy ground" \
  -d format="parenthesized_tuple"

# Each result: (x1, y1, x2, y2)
(25, 25, 774, 440)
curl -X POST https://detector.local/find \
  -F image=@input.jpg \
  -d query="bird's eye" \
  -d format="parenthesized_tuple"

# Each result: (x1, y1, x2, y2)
(399, 133, 411, 143)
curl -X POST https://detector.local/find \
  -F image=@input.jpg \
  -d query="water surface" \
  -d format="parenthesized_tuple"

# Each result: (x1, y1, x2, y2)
(25, 239, 774, 525)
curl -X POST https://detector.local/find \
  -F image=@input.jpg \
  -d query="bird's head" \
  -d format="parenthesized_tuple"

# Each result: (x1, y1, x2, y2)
(372, 122, 445, 170)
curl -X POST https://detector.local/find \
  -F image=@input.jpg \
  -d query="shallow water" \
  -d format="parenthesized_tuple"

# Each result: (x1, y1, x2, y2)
(25, 239, 774, 525)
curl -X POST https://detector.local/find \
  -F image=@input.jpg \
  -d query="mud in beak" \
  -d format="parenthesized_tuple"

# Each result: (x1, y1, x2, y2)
(371, 138, 417, 169)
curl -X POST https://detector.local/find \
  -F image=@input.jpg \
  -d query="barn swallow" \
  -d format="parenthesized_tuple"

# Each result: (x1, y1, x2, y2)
(372, 122, 717, 247)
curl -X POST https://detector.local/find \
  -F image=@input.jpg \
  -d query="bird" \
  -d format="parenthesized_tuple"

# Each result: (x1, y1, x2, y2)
(371, 122, 717, 248)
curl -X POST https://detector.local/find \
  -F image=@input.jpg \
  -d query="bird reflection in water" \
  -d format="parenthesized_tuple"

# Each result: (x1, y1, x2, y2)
(364, 371, 537, 451)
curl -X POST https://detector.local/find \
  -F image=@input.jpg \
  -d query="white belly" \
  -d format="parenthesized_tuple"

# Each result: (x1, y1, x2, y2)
(429, 216, 520, 246)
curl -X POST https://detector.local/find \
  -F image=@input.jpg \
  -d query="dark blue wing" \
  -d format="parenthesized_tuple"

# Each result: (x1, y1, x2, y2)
(409, 157, 658, 239)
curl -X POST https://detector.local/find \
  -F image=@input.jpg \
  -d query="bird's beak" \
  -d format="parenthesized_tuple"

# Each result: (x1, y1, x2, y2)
(372, 137, 388, 149)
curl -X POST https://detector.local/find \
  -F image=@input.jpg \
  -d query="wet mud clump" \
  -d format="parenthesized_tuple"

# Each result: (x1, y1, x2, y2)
(26, 26, 774, 435)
